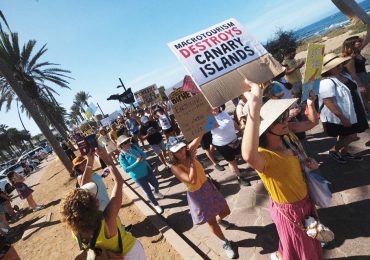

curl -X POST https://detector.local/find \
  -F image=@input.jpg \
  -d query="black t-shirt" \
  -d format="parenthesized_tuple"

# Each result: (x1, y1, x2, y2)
(140, 121, 162, 145)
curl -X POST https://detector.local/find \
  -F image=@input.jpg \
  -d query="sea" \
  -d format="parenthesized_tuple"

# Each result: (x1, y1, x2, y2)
(295, 0, 370, 40)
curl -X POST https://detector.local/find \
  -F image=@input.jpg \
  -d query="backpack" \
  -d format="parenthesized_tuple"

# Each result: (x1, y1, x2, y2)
(75, 215, 124, 260)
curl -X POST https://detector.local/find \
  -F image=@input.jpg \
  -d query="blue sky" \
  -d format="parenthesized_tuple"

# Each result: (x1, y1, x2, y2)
(1, 0, 341, 135)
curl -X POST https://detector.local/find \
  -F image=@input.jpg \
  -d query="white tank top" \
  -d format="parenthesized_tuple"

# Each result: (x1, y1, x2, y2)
(158, 115, 171, 130)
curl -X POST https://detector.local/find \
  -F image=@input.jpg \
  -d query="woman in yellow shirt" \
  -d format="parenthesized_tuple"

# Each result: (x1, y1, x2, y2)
(60, 148, 144, 259)
(167, 136, 236, 259)
(241, 79, 322, 260)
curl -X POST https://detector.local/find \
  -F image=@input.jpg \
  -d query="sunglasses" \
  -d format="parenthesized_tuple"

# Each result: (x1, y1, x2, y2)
(273, 110, 290, 125)
(121, 140, 130, 145)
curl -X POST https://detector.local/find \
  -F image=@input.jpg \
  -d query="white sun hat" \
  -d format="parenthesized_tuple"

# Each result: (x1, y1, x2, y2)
(116, 135, 131, 147)
(259, 98, 298, 136)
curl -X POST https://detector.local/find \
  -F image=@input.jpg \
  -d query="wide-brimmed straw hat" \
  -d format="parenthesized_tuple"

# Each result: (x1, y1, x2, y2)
(321, 53, 351, 75)
(259, 98, 298, 136)
(116, 135, 131, 147)
(72, 156, 87, 170)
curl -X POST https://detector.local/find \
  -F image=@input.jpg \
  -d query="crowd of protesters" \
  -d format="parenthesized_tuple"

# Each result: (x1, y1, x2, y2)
(1, 26, 369, 260)
(60, 27, 369, 259)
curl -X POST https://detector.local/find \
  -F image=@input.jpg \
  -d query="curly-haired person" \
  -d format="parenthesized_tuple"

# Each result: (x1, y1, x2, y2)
(60, 149, 146, 260)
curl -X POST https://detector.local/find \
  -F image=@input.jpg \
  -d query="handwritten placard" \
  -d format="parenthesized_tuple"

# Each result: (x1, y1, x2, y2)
(173, 93, 218, 140)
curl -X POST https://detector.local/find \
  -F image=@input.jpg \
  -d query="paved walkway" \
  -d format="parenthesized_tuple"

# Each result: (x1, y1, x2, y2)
(121, 124, 370, 259)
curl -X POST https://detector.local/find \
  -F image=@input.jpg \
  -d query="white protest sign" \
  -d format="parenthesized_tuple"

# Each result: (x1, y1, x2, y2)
(100, 118, 112, 127)
(168, 18, 267, 86)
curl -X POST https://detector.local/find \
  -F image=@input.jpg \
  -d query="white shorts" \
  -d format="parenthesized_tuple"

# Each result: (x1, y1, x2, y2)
(125, 239, 146, 260)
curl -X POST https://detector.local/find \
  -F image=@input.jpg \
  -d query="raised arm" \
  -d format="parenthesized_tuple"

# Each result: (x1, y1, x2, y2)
(188, 135, 202, 154)
(171, 149, 198, 184)
(241, 80, 266, 172)
(79, 151, 95, 186)
(289, 91, 319, 133)
(103, 159, 124, 238)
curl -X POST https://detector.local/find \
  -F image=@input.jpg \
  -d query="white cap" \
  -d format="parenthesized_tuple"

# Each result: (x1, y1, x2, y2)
(80, 182, 98, 197)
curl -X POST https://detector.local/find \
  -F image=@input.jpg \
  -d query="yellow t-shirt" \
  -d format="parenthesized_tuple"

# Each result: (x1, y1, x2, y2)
(73, 217, 136, 256)
(178, 159, 207, 192)
(256, 147, 308, 203)
(282, 58, 302, 85)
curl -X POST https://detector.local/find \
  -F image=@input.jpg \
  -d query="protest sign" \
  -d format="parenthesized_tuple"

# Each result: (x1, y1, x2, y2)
(168, 18, 284, 107)
(302, 43, 325, 100)
(332, 0, 370, 25)
(109, 111, 121, 121)
(85, 103, 98, 119)
(172, 93, 218, 141)
(134, 84, 162, 107)
(100, 117, 112, 127)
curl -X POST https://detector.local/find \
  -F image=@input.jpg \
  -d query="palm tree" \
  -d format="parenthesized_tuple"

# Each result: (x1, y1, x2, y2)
(0, 30, 73, 172)
(75, 91, 91, 107)
(70, 102, 84, 121)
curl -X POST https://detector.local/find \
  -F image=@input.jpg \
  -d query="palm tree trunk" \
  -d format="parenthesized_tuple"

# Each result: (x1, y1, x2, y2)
(16, 100, 27, 131)
(0, 61, 73, 174)
(42, 107, 69, 140)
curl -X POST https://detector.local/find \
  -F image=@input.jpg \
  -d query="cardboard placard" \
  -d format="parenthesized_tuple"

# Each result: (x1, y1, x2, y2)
(302, 44, 325, 100)
(168, 88, 194, 104)
(168, 18, 284, 107)
(134, 84, 162, 107)
(172, 93, 218, 141)
(332, 0, 370, 25)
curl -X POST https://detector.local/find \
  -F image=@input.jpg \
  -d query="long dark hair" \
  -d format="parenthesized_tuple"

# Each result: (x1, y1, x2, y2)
(168, 149, 190, 165)
(342, 36, 362, 56)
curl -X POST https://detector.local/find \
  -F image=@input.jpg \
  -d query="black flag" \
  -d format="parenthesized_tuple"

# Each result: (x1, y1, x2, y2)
(107, 88, 135, 104)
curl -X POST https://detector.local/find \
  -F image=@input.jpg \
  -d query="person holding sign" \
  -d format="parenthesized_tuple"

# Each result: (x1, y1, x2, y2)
(211, 107, 250, 187)
(282, 48, 305, 98)
(241, 80, 322, 260)
(167, 136, 237, 259)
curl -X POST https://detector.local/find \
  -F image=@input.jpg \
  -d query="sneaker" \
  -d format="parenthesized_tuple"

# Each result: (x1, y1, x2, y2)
(33, 205, 45, 212)
(154, 205, 163, 214)
(342, 152, 363, 162)
(223, 240, 236, 259)
(270, 252, 279, 260)
(214, 163, 225, 171)
(329, 151, 347, 164)
(154, 191, 164, 199)
(238, 177, 251, 187)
